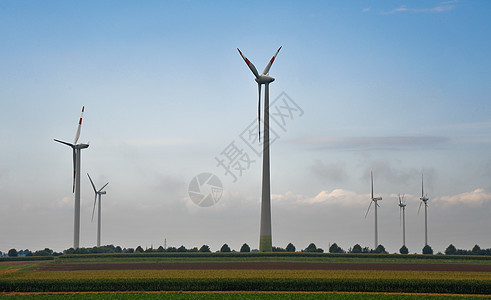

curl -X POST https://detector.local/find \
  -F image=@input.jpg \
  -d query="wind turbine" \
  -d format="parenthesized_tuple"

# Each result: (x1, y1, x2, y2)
(365, 171, 382, 250)
(87, 173, 108, 247)
(398, 194, 407, 247)
(54, 106, 89, 249)
(418, 174, 429, 246)
(238, 46, 282, 252)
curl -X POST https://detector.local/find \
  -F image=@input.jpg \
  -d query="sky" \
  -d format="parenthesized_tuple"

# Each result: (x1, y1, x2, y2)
(0, 0, 490, 254)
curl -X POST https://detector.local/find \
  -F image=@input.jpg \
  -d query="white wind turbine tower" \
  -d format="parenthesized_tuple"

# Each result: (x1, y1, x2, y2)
(54, 106, 89, 249)
(418, 174, 429, 246)
(87, 173, 108, 247)
(238, 46, 282, 252)
(398, 194, 407, 247)
(365, 171, 382, 250)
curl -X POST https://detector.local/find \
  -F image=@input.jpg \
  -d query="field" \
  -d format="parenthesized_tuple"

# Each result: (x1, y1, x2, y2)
(0, 253, 490, 298)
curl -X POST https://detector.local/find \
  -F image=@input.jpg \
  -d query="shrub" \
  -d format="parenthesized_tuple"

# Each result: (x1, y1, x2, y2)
(220, 244, 231, 252)
(351, 244, 362, 253)
(445, 244, 457, 255)
(399, 245, 409, 254)
(240, 243, 251, 253)
(286, 243, 296, 252)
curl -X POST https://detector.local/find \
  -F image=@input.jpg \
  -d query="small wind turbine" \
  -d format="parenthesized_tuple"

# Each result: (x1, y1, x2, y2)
(87, 173, 108, 247)
(418, 174, 429, 246)
(365, 171, 382, 250)
(398, 194, 407, 247)
(238, 46, 282, 252)
(54, 106, 89, 249)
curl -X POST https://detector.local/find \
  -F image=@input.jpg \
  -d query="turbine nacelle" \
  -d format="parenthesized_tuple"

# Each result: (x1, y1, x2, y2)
(255, 75, 275, 84)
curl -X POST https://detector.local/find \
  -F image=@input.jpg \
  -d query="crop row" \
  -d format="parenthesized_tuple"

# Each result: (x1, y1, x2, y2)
(58, 252, 491, 261)
(6, 270, 491, 281)
(0, 278, 490, 294)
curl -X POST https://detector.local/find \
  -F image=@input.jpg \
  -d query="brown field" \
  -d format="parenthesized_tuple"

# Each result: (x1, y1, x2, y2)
(35, 262, 491, 272)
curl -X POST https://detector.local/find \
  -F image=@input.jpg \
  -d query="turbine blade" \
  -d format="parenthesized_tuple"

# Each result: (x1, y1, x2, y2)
(91, 194, 97, 222)
(418, 201, 423, 214)
(261, 46, 282, 75)
(258, 83, 261, 142)
(72, 149, 76, 193)
(400, 207, 402, 227)
(371, 171, 374, 199)
(74, 106, 84, 144)
(237, 48, 259, 78)
(87, 173, 97, 193)
(365, 201, 373, 218)
(54, 139, 74, 148)
(421, 174, 424, 197)
(98, 182, 109, 192)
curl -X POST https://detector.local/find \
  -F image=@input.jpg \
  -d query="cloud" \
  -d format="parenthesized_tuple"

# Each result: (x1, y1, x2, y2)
(297, 136, 449, 151)
(381, 1, 457, 15)
(362, 7, 371, 13)
(435, 189, 491, 207)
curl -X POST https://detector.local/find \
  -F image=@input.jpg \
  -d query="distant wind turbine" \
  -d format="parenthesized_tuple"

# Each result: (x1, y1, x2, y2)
(238, 46, 282, 252)
(418, 174, 429, 246)
(54, 106, 89, 249)
(398, 194, 407, 247)
(365, 171, 382, 250)
(87, 173, 108, 247)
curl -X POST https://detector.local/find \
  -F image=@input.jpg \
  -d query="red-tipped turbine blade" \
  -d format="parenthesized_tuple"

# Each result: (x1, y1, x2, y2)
(237, 48, 259, 78)
(74, 106, 84, 144)
(262, 46, 282, 75)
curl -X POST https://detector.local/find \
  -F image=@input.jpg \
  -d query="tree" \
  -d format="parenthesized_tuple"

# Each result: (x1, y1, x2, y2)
(115, 246, 123, 253)
(220, 244, 231, 252)
(135, 246, 144, 253)
(472, 245, 481, 255)
(422, 245, 433, 255)
(374, 244, 386, 254)
(304, 243, 318, 252)
(445, 244, 457, 255)
(240, 243, 251, 252)
(8, 249, 18, 257)
(177, 245, 187, 252)
(286, 243, 296, 252)
(351, 244, 362, 253)
(199, 245, 211, 252)
(272, 246, 285, 252)
(329, 243, 344, 253)
(399, 245, 409, 254)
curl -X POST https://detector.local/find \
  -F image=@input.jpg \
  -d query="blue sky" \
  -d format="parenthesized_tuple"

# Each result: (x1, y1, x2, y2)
(0, 0, 490, 254)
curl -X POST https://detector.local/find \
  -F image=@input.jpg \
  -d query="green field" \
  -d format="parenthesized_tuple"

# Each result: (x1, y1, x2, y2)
(0, 253, 490, 295)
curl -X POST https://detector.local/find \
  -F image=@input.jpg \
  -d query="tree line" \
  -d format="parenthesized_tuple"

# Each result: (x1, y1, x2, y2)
(3, 243, 491, 257)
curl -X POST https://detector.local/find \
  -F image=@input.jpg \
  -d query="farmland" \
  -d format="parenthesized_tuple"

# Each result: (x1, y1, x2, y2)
(0, 253, 490, 297)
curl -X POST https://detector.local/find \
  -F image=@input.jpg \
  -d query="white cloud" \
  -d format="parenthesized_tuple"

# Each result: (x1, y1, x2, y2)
(382, 2, 457, 15)
(435, 189, 491, 207)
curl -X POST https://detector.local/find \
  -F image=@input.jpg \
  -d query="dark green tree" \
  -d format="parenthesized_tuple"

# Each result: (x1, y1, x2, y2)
(286, 243, 296, 252)
(422, 245, 433, 255)
(399, 245, 409, 254)
(329, 243, 344, 253)
(8, 249, 18, 257)
(374, 244, 386, 254)
(304, 243, 318, 252)
(135, 246, 144, 253)
(445, 244, 457, 255)
(199, 245, 211, 252)
(177, 245, 187, 252)
(472, 245, 481, 255)
(240, 243, 251, 252)
(220, 244, 231, 252)
(351, 244, 362, 253)
(115, 246, 123, 253)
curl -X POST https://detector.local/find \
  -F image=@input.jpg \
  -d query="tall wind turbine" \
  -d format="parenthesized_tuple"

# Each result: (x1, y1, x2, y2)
(54, 106, 89, 249)
(365, 171, 382, 250)
(238, 46, 282, 252)
(87, 173, 108, 247)
(418, 174, 429, 246)
(398, 194, 407, 247)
